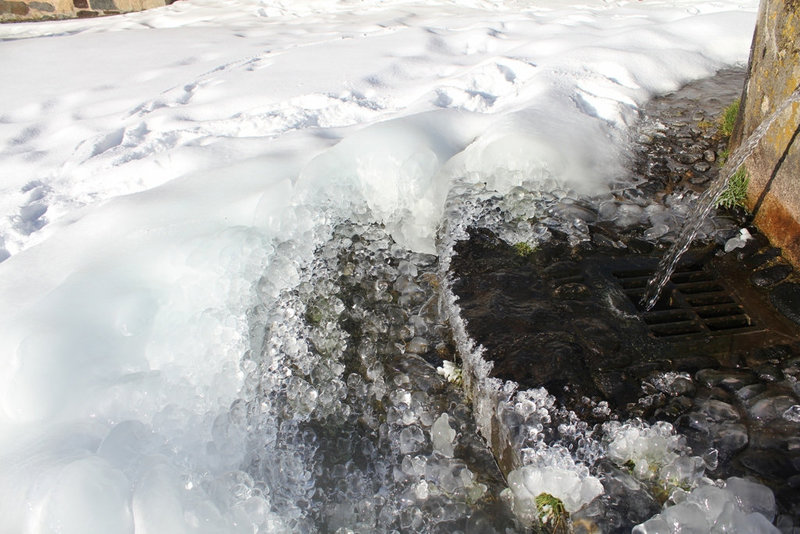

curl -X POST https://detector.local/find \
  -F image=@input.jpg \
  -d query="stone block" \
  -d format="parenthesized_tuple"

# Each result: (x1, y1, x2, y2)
(89, 0, 116, 10)
(0, 0, 30, 15)
(29, 1, 55, 11)
(733, 0, 800, 268)
(113, 0, 165, 11)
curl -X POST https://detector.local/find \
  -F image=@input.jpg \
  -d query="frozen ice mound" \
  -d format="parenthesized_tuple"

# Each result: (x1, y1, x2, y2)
(604, 420, 692, 482)
(633, 478, 779, 533)
(507, 458, 604, 516)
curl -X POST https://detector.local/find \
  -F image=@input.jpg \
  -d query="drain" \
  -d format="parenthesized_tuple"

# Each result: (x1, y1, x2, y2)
(611, 264, 758, 339)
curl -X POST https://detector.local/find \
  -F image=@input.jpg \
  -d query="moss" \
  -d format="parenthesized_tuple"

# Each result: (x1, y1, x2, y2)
(535, 493, 570, 534)
(715, 98, 749, 211)
(716, 166, 749, 209)
(697, 119, 714, 131)
(513, 242, 534, 257)
(719, 99, 740, 138)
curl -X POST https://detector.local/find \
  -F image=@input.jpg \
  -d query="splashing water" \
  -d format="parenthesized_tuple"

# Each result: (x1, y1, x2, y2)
(641, 85, 800, 311)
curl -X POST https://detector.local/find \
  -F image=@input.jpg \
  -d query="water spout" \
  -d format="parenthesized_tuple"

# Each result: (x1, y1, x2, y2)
(641, 85, 800, 311)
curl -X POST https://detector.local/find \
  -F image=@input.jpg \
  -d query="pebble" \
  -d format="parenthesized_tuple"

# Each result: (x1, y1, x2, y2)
(693, 161, 711, 173)
(701, 399, 740, 422)
(753, 364, 783, 383)
(751, 264, 792, 288)
(744, 247, 783, 269)
(770, 282, 800, 325)
(689, 173, 710, 185)
(735, 383, 766, 400)
(695, 368, 756, 391)
(678, 152, 701, 164)
(715, 423, 750, 458)
(703, 149, 717, 162)
(748, 394, 799, 422)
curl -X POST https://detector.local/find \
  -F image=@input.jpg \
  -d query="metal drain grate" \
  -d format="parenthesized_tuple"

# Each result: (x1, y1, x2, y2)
(612, 264, 758, 339)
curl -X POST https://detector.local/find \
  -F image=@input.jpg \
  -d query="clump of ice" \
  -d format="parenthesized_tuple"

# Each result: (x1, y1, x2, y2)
(634, 478, 779, 533)
(436, 360, 463, 385)
(431, 413, 457, 457)
(724, 227, 752, 252)
(506, 446, 604, 521)
(604, 420, 700, 487)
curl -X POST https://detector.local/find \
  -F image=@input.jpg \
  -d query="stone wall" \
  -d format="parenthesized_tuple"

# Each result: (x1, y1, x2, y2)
(732, 0, 800, 267)
(0, 0, 171, 21)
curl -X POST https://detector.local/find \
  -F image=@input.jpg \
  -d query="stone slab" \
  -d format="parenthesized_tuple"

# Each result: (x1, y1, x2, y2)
(733, 0, 800, 268)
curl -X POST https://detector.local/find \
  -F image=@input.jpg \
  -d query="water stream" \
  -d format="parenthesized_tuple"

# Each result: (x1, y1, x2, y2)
(642, 86, 800, 311)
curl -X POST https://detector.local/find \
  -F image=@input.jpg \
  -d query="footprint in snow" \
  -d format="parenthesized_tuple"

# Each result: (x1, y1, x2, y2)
(13, 181, 50, 236)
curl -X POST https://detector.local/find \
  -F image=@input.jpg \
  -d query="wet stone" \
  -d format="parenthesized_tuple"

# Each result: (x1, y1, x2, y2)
(739, 449, 799, 481)
(771, 282, 800, 325)
(749, 344, 794, 366)
(715, 423, 749, 459)
(678, 152, 701, 164)
(689, 173, 711, 185)
(754, 364, 783, 383)
(735, 383, 767, 401)
(784, 356, 800, 377)
(751, 264, 793, 287)
(745, 247, 783, 269)
(553, 282, 590, 299)
(658, 395, 693, 419)
(701, 399, 740, 422)
(695, 368, 757, 391)
(748, 394, 800, 422)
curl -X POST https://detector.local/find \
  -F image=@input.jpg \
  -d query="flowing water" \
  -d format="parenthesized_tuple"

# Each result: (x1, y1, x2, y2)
(642, 86, 800, 311)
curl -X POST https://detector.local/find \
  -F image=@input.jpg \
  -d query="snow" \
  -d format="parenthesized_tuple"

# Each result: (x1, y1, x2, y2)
(0, 0, 758, 531)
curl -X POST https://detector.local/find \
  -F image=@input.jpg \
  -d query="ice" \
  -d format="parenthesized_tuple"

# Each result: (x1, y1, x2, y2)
(634, 479, 779, 533)
(33, 457, 134, 534)
(783, 404, 800, 422)
(614, 203, 645, 228)
(644, 223, 670, 241)
(399, 425, 426, 455)
(431, 413, 457, 458)
(406, 336, 430, 354)
(725, 477, 777, 522)
(506, 461, 604, 516)
(724, 228, 753, 252)
(604, 420, 689, 481)
(688, 485, 738, 520)
(661, 500, 711, 531)
(650, 372, 695, 397)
